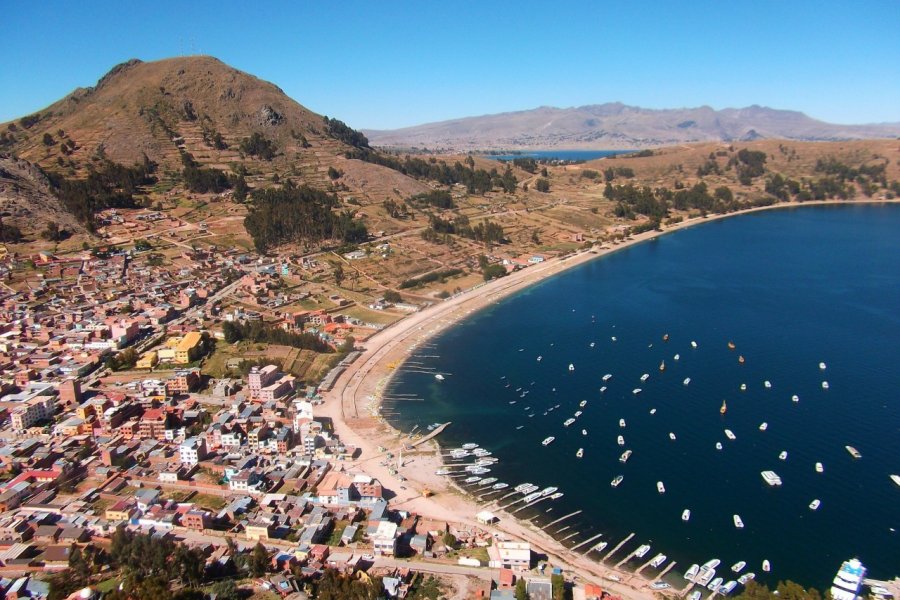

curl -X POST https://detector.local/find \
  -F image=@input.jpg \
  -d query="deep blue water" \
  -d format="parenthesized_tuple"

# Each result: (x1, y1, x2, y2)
(487, 149, 630, 162)
(385, 204, 900, 590)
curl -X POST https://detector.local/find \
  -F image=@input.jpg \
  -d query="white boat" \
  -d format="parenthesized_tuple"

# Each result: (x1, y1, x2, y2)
(611, 336, 617, 342)
(708, 577, 724, 592)
(492, 482, 508, 490)
(576, 448, 584, 458)
(537, 356, 542, 361)
(764, 380, 772, 389)
(514, 483, 534, 493)
(682, 509, 691, 522)
(690, 592, 702, 600)
(434, 373, 445, 381)
(720, 581, 738, 595)
(634, 544, 651, 558)
(891, 474, 900, 487)
(740, 383, 747, 391)
(582, 429, 588, 436)
(611, 475, 624, 487)
(480, 477, 498, 485)
(733, 514, 744, 528)
(600, 386, 607, 393)
(674, 354, 680, 361)
(522, 491, 542, 503)
(617, 435, 625, 446)
(792, 394, 800, 402)
(464, 476, 482, 483)
(820, 362, 827, 370)
(650, 553, 667, 568)
(716, 442, 723, 450)
(470, 467, 491, 474)
(574, 411, 582, 417)
(724, 429, 736, 440)
(540, 486, 558, 496)
(738, 573, 756, 585)
(579, 400, 587, 407)
(619, 450, 632, 463)
(602, 374, 613, 381)
(640, 373, 650, 382)
(650, 408, 657, 415)
(473, 448, 491, 456)
(542, 437, 555, 446)
(691, 340, 698, 348)
(593, 541, 608, 552)
(563, 418, 576, 427)
(435, 469, 450, 475)
(759, 422, 768, 431)
(462, 443, 479, 450)
(762, 560, 771, 572)
(696, 559, 720, 586)
(732, 561, 746, 573)
(810, 499, 821, 510)
(657, 481, 666, 494)
(830, 558, 866, 600)
(845, 445, 862, 459)
(590, 342, 595, 348)
(619, 418, 626, 428)
(569, 363, 575, 371)
(651, 582, 671, 590)
(683, 377, 691, 385)
(632, 388, 642, 395)
(685, 564, 700, 580)
(779, 450, 788, 460)
(549, 492, 563, 500)
(816, 462, 824, 473)
(761, 470, 783, 486)
(822, 381, 830, 389)
(669, 432, 677, 440)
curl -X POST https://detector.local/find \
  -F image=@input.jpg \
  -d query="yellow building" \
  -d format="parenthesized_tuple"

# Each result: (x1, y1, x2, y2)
(245, 521, 273, 541)
(136, 350, 158, 370)
(157, 337, 180, 362)
(174, 332, 204, 364)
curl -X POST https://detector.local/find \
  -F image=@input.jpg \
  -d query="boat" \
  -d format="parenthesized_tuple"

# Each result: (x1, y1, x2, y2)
(522, 491, 542, 503)
(659, 360, 666, 372)
(434, 373, 445, 381)
(464, 476, 482, 483)
(650, 553, 667, 568)
(674, 354, 680, 361)
(762, 560, 771, 572)
(540, 486, 558, 496)
(759, 422, 768, 431)
(611, 475, 624, 487)
(470, 467, 491, 475)
(830, 558, 866, 600)
(602, 374, 613, 381)
(576, 448, 584, 458)
(619, 418, 626, 428)
(682, 509, 691, 522)
(590, 342, 595, 348)
(738, 573, 756, 585)
(651, 582, 671, 590)
(733, 514, 744, 528)
(724, 429, 736, 440)
(732, 561, 746, 573)
(816, 462, 824, 473)
(690, 592, 702, 600)
(611, 336, 617, 342)
(640, 373, 650, 382)
(691, 340, 698, 348)
(845, 445, 862, 459)
(537, 356, 542, 361)
(600, 386, 607, 393)
(435, 469, 450, 475)
(574, 411, 582, 417)
(514, 483, 534, 493)
(462, 443, 479, 450)
(549, 492, 563, 500)
(696, 559, 721, 586)
(563, 418, 576, 427)
(792, 394, 800, 402)
(657, 481, 666, 494)
(720, 400, 727, 414)
(619, 450, 632, 463)
(761, 470, 783, 486)
(582, 429, 588, 436)
(650, 408, 657, 414)
(720, 581, 738, 595)
(632, 388, 642, 395)
(685, 564, 700, 580)
(779, 451, 788, 460)
(891, 474, 900, 487)
(716, 442, 723, 450)
(820, 362, 827, 370)
(542, 437, 555, 446)
(822, 381, 830, 389)
(492, 483, 508, 490)
(568, 364, 575, 371)
(579, 400, 587, 407)
(684, 377, 691, 385)
(473, 448, 491, 456)
(740, 383, 747, 391)
(810, 499, 821, 510)
(728, 341, 736, 350)
(634, 544, 651, 558)
(663, 333, 669, 342)
(480, 477, 498, 485)
(764, 380, 772, 389)
(738, 355, 745, 364)
(617, 435, 625, 446)
(708, 577, 725, 592)
(669, 432, 677, 440)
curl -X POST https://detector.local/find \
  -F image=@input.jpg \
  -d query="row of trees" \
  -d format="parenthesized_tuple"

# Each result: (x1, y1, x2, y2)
(243, 181, 368, 252)
(421, 215, 505, 248)
(240, 132, 277, 160)
(222, 320, 332, 352)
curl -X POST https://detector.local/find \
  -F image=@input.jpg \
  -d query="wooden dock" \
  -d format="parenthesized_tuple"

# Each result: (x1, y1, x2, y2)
(409, 422, 451, 448)
(653, 561, 678, 582)
(570, 532, 604, 552)
(636, 556, 658, 575)
(541, 510, 582, 530)
(604, 532, 635, 561)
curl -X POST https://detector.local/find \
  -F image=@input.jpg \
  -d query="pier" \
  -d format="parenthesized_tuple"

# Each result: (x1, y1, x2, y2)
(570, 532, 604, 552)
(635, 556, 657, 575)
(409, 422, 451, 448)
(541, 510, 582, 530)
(605, 532, 635, 562)
(653, 562, 678, 582)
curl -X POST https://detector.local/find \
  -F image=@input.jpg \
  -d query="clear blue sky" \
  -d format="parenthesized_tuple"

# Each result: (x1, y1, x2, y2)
(1, 0, 898, 129)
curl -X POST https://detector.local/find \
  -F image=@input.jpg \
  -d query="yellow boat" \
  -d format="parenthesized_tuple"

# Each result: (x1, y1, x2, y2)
(728, 341, 736, 350)
(720, 400, 727, 415)
(738, 355, 745, 364)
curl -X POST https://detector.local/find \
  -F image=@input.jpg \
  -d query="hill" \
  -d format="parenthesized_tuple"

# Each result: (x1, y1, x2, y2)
(364, 103, 900, 151)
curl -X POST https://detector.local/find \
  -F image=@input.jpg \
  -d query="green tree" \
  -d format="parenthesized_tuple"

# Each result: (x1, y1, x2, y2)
(334, 263, 345, 287)
(515, 577, 528, 600)
(249, 541, 269, 577)
(210, 580, 240, 600)
(535, 178, 550, 193)
(43, 132, 55, 146)
(551, 573, 566, 600)
(383, 290, 402, 303)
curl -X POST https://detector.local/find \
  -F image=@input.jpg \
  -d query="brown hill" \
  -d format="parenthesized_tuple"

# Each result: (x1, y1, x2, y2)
(0, 154, 84, 237)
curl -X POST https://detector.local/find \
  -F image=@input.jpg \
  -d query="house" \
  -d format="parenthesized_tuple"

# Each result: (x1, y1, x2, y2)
(487, 541, 531, 571)
(371, 521, 399, 556)
(245, 520, 274, 541)
(174, 331, 204, 364)
(181, 510, 210, 531)
(179, 437, 206, 466)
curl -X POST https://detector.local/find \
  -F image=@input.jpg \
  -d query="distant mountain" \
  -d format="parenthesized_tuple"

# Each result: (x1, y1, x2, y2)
(364, 103, 900, 150)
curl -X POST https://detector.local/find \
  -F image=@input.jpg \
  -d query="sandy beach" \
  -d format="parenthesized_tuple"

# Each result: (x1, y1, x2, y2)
(320, 198, 897, 595)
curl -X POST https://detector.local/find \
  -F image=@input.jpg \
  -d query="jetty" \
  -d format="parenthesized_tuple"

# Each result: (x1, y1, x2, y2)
(409, 422, 451, 448)
(542, 510, 582, 530)
(653, 562, 678, 582)
(571, 532, 604, 551)
(605, 532, 635, 561)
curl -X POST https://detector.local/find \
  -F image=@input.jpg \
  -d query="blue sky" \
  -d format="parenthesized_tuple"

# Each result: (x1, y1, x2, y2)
(1, 1, 898, 129)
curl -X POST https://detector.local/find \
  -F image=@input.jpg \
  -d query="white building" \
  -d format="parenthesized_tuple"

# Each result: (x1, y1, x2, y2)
(10, 396, 56, 430)
(372, 521, 399, 556)
(179, 437, 206, 466)
(487, 540, 531, 571)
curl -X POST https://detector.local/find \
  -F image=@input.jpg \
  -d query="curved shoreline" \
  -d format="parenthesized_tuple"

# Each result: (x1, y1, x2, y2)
(320, 198, 897, 594)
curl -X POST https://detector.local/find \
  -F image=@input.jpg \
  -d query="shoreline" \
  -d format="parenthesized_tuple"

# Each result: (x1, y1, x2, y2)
(320, 198, 897, 594)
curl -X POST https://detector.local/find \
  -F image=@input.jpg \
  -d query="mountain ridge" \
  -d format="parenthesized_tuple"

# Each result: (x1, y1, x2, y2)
(364, 102, 900, 150)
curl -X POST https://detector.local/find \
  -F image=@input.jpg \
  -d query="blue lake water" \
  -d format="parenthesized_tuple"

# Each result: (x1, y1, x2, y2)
(486, 149, 629, 162)
(385, 204, 900, 589)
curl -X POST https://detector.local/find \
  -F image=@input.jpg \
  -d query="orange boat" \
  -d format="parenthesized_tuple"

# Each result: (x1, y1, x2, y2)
(720, 400, 727, 414)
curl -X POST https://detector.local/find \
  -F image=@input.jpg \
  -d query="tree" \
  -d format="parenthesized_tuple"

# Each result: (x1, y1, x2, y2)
(327, 166, 343, 180)
(535, 178, 550, 193)
(383, 290, 401, 303)
(551, 573, 566, 600)
(250, 541, 269, 577)
(441, 532, 457, 548)
(210, 580, 240, 600)
(515, 577, 529, 600)
(43, 132, 55, 146)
